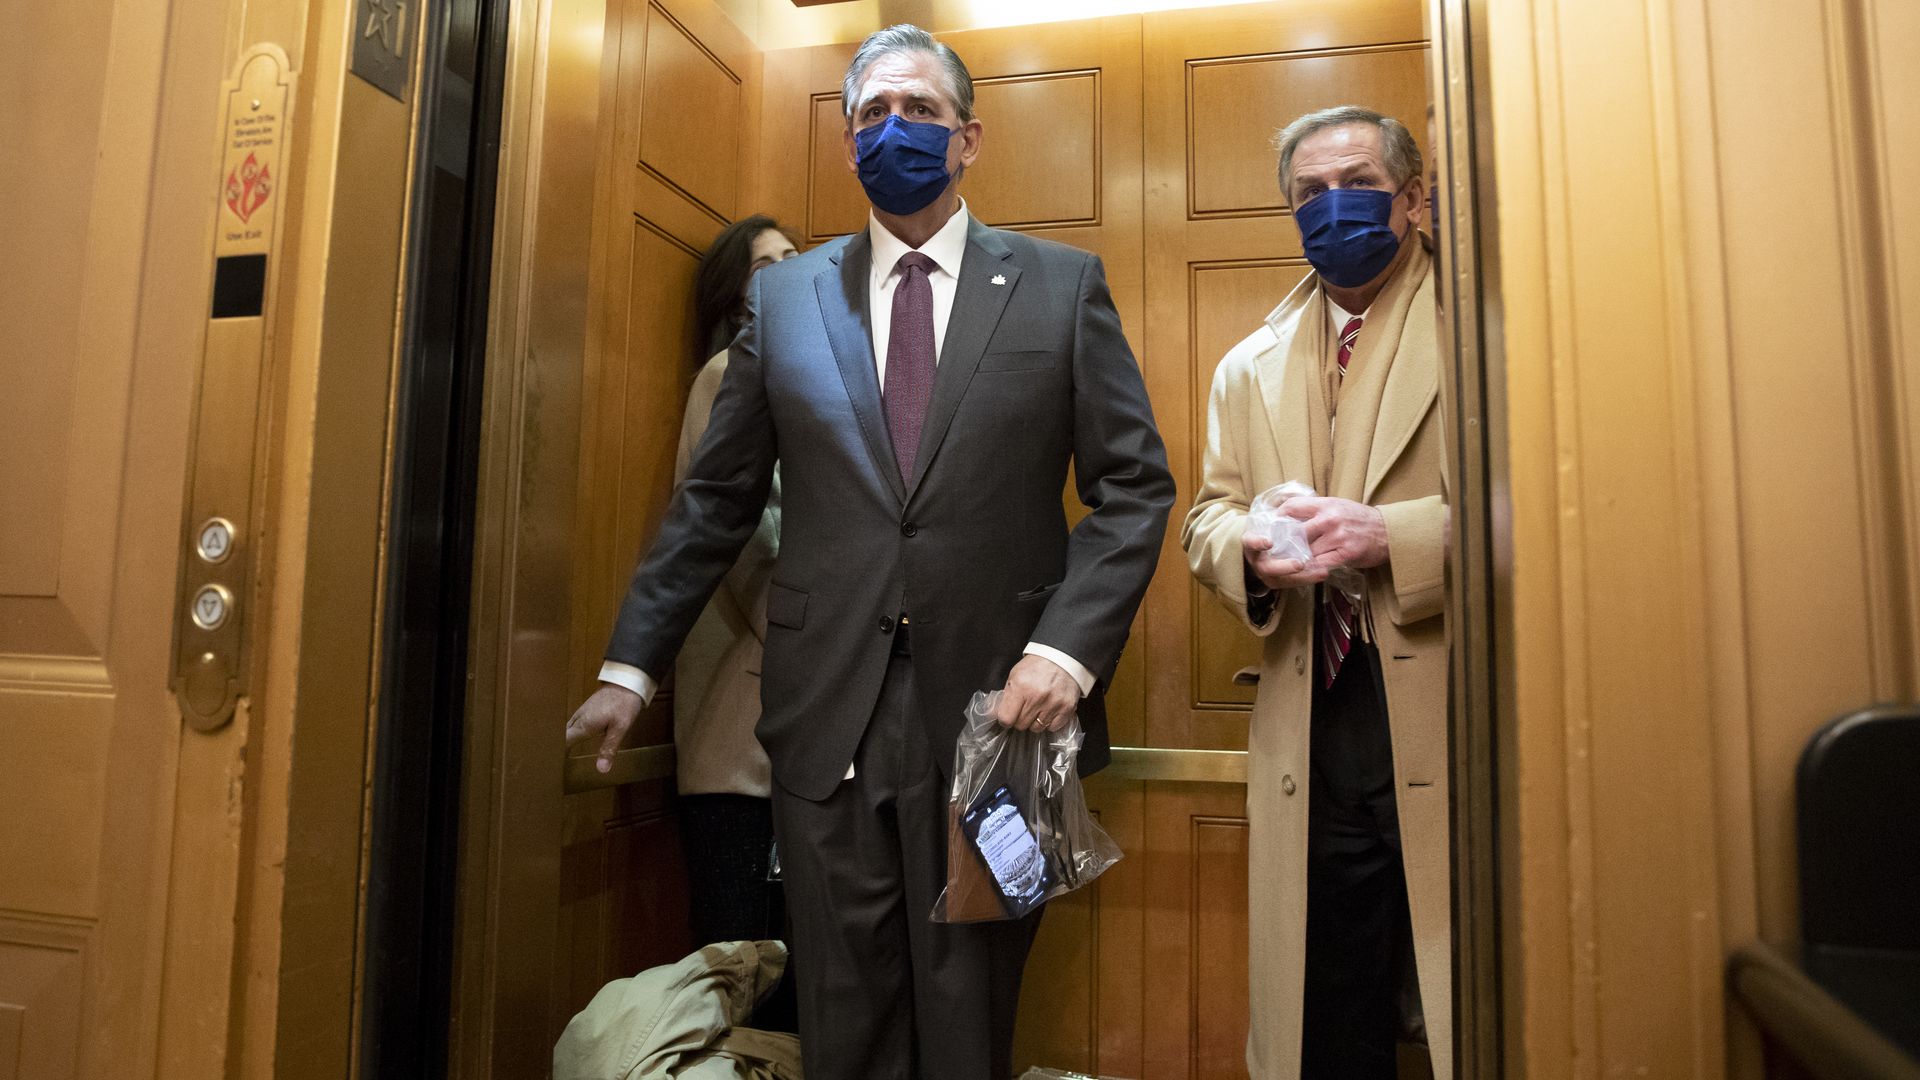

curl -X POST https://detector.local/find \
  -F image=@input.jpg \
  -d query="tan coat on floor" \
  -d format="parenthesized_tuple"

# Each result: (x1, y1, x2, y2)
(1183, 238, 1451, 1079)
(552, 940, 801, 1080)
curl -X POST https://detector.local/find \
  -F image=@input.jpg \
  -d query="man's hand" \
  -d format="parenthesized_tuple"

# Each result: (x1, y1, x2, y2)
(1290, 496, 1389, 569)
(994, 654, 1080, 732)
(1244, 530, 1329, 590)
(566, 684, 645, 774)
(1242, 495, 1390, 591)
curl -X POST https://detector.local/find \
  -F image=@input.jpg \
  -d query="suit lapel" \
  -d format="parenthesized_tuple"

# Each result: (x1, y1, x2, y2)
(1362, 243, 1438, 502)
(816, 231, 906, 504)
(905, 218, 1017, 500)
(1253, 275, 1325, 494)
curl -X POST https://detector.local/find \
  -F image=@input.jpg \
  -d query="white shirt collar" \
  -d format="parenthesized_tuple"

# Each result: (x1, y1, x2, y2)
(868, 199, 971, 285)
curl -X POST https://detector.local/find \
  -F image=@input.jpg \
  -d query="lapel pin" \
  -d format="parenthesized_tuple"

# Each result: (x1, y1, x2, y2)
(990, 274, 1007, 286)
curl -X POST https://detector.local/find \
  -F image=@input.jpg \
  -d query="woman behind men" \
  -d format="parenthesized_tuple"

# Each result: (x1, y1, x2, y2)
(673, 215, 797, 968)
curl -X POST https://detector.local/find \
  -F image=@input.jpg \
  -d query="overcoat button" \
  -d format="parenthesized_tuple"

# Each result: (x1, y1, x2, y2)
(878, 615, 894, 633)
(1282, 774, 1296, 796)
(901, 521, 918, 537)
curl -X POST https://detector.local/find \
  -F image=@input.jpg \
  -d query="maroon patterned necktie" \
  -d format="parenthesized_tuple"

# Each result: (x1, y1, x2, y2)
(1318, 315, 1365, 689)
(884, 251, 938, 482)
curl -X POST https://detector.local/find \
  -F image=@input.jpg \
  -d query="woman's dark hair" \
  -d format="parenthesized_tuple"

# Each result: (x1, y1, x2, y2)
(692, 214, 796, 362)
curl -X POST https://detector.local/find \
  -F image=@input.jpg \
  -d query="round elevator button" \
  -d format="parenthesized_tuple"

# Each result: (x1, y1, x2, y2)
(191, 584, 234, 631)
(197, 518, 236, 564)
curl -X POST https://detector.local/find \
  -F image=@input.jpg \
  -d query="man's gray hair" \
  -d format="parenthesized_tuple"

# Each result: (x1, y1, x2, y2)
(1273, 105, 1422, 202)
(841, 24, 976, 124)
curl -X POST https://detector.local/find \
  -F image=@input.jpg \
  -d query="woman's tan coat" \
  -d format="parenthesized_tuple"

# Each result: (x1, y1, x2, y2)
(1182, 240, 1451, 1079)
(672, 349, 780, 798)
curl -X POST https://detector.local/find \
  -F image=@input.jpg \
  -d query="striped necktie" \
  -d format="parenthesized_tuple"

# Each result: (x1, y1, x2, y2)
(1319, 315, 1365, 689)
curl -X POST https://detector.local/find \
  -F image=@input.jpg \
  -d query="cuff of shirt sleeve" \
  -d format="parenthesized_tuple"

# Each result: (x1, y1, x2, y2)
(1022, 642, 1098, 697)
(598, 661, 657, 705)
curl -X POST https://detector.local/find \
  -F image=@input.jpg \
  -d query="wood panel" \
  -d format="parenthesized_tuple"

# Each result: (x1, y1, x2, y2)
(638, 1, 746, 221)
(0, 0, 111, 602)
(0, 919, 85, 1080)
(604, 798, 697, 977)
(1190, 815, 1252, 1077)
(1139, 785, 1252, 1080)
(555, 781, 697, 1023)
(1187, 43, 1429, 219)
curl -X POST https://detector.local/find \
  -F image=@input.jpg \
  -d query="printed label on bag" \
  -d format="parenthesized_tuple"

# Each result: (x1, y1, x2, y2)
(963, 786, 1049, 913)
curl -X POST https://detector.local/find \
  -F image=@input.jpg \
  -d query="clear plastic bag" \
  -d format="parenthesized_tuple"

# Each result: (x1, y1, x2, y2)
(932, 690, 1123, 923)
(1246, 481, 1319, 565)
(1248, 481, 1368, 600)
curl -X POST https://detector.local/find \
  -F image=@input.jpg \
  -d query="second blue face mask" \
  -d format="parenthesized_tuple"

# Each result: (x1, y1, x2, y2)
(1295, 186, 1405, 288)
(855, 115, 957, 217)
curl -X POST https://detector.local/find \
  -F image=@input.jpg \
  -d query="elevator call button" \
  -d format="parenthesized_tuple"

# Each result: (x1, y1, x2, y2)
(197, 518, 236, 563)
(191, 585, 234, 631)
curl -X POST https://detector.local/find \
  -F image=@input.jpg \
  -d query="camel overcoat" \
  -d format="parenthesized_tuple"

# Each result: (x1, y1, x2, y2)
(1182, 238, 1451, 1079)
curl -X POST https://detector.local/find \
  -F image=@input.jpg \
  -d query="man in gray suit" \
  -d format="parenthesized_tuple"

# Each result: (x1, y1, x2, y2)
(566, 24, 1174, 1079)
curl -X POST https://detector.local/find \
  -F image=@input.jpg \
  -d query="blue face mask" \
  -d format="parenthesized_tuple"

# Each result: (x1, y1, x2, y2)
(855, 115, 957, 217)
(1294, 186, 1406, 288)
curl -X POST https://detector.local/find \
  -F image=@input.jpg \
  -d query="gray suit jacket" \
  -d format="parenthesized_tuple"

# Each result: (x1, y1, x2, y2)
(607, 216, 1175, 800)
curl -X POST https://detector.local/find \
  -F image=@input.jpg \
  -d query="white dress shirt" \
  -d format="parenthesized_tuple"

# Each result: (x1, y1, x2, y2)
(867, 198, 970, 384)
(599, 201, 1097, 713)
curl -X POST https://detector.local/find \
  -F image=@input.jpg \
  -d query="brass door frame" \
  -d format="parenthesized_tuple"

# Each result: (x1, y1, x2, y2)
(1429, 0, 1507, 1076)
